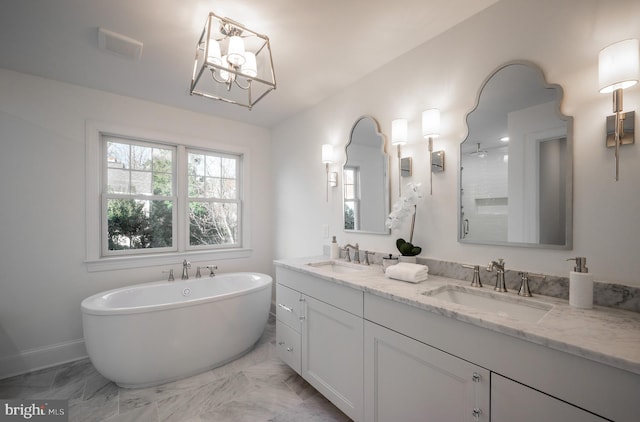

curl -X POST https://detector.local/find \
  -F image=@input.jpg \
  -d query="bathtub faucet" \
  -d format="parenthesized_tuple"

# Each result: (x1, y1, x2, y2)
(206, 265, 218, 277)
(182, 260, 191, 280)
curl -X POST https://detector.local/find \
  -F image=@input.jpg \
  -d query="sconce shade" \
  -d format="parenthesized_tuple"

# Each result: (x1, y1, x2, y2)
(599, 39, 640, 93)
(242, 52, 258, 78)
(322, 144, 334, 164)
(206, 39, 222, 65)
(391, 119, 408, 145)
(422, 108, 441, 138)
(227, 36, 246, 66)
(190, 12, 276, 110)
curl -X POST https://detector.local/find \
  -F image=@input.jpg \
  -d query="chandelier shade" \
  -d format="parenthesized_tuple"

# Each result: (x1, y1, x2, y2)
(190, 12, 276, 110)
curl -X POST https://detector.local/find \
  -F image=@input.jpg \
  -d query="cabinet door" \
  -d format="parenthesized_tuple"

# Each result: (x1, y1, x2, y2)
(491, 373, 609, 422)
(302, 295, 364, 422)
(365, 321, 490, 422)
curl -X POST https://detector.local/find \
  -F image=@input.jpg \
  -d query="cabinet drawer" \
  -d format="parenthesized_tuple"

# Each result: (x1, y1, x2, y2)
(276, 283, 302, 331)
(491, 373, 608, 422)
(276, 267, 363, 316)
(276, 319, 301, 374)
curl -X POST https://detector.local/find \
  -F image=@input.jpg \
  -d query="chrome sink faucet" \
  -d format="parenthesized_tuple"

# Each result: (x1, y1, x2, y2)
(182, 259, 191, 280)
(343, 243, 360, 264)
(487, 258, 507, 292)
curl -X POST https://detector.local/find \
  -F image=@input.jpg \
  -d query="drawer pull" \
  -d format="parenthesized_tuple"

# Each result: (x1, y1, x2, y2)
(278, 303, 293, 313)
(278, 341, 293, 353)
(472, 408, 482, 420)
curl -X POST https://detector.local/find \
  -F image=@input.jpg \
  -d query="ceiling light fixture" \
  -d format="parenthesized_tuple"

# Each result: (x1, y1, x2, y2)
(190, 12, 276, 110)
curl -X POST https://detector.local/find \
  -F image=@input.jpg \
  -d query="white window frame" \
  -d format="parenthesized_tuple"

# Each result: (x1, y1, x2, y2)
(85, 121, 252, 272)
(102, 136, 178, 256)
(185, 147, 243, 251)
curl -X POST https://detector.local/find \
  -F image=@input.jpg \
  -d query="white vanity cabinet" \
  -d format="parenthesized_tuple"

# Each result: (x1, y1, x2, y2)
(275, 261, 640, 422)
(275, 267, 364, 422)
(365, 292, 639, 422)
(365, 321, 489, 422)
(491, 373, 608, 422)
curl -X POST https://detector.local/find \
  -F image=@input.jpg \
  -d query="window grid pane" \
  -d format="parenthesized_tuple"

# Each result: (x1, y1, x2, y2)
(189, 201, 239, 247)
(107, 199, 173, 251)
(188, 151, 239, 200)
(106, 140, 174, 196)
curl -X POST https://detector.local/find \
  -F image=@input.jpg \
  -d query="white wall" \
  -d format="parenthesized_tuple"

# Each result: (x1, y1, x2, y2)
(272, 0, 640, 287)
(0, 69, 273, 377)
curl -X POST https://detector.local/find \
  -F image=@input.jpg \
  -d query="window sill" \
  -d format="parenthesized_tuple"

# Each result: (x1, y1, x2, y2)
(85, 248, 252, 272)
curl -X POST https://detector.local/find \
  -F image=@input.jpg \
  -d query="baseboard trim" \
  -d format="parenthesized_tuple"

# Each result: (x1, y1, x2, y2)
(0, 339, 88, 380)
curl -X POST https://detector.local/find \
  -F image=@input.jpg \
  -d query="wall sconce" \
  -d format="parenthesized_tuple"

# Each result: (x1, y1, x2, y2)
(422, 108, 441, 195)
(391, 119, 408, 196)
(598, 38, 639, 181)
(322, 144, 337, 201)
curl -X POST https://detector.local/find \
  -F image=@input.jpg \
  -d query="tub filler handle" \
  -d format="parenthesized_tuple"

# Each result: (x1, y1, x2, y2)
(206, 265, 218, 277)
(162, 269, 175, 282)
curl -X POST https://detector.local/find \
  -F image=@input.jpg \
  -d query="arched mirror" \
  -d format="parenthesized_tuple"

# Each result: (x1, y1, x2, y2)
(344, 116, 390, 234)
(459, 62, 573, 248)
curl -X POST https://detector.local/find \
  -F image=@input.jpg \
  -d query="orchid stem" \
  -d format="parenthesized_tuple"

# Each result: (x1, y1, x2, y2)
(409, 205, 416, 244)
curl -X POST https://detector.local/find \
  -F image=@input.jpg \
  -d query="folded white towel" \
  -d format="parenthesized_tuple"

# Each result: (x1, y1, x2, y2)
(385, 262, 429, 283)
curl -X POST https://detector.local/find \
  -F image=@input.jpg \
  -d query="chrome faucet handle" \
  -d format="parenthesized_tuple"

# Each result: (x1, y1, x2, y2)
(364, 251, 375, 266)
(353, 250, 360, 264)
(487, 258, 505, 272)
(163, 269, 175, 282)
(517, 272, 545, 297)
(206, 265, 218, 277)
(195, 266, 202, 278)
(462, 264, 482, 288)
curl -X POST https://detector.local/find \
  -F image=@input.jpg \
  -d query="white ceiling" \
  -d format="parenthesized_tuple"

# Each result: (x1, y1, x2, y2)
(0, 0, 499, 127)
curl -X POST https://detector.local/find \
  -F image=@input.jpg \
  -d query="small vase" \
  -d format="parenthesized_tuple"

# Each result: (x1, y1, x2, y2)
(398, 256, 417, 264)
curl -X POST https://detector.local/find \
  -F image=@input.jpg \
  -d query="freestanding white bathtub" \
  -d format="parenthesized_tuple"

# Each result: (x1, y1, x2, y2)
(81, 272, 272, 388)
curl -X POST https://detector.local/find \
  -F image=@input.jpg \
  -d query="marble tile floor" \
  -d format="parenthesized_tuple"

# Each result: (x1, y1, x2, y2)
(0, 316, 351, 422)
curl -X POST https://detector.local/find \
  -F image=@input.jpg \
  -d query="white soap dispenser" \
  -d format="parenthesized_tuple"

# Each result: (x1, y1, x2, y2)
(566, 257, 593, 309)
(330, 236, 339, 259)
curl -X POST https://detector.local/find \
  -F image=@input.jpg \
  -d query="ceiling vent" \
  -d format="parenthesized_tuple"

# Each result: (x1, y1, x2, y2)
(98, 27, 143, 60)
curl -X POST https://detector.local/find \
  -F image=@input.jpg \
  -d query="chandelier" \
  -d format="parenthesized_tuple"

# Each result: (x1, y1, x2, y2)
(190, 12, 276, 110)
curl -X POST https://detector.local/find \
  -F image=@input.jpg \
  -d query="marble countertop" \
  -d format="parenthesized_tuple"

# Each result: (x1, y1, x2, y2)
(274, 256, 640, 376)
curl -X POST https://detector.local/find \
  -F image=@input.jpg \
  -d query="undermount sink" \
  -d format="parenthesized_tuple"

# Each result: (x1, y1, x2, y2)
(306, 260, 368, 274)
(423, 285, 553, 323)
